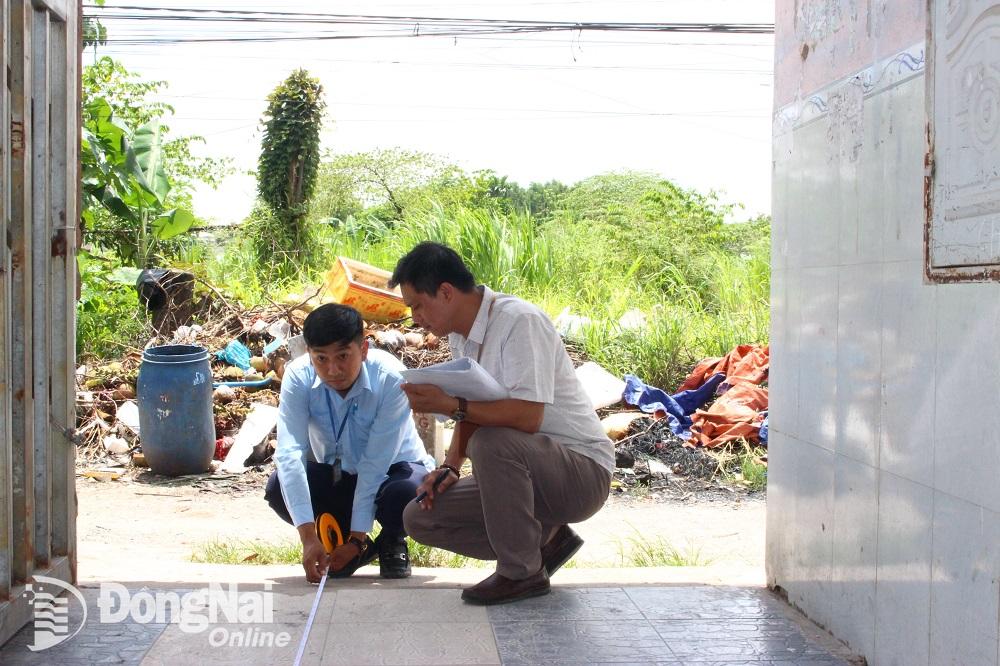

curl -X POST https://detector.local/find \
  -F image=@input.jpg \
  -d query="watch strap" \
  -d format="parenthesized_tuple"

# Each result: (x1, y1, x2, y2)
(347, 535, 368, 552)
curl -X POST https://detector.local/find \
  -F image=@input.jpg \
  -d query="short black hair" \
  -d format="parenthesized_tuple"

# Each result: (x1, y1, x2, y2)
(389, 241, 476, 295)
(302, 303, 364, 348)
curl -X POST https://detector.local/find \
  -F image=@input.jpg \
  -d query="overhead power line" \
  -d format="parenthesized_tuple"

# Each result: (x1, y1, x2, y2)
(82, 5, 774, 44)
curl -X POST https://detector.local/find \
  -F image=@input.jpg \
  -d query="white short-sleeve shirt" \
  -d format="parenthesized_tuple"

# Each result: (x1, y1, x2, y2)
(449, 285, 614, 473)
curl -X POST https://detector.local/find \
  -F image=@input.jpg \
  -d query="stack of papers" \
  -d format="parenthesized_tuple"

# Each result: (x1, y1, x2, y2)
(401, 358, 508, 420)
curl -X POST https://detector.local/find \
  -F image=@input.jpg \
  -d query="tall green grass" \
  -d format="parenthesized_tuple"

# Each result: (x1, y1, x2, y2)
(384, 205, 555, 294)
(196, 197, 768, 390)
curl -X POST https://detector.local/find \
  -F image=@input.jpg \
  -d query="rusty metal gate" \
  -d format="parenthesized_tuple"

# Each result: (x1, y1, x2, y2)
(0, 0, 80, 646)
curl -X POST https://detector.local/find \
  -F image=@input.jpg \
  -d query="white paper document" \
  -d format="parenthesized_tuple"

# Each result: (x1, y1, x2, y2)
(400, 357, 508, 402)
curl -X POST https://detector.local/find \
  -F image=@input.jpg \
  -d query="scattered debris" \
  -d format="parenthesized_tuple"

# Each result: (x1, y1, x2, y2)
(577, 361, 627, 410)
(80, 469, 123, 482)
(102, 435, 130, 455)
(619, 417, 722, 480)
(116, 401, 141, 437)
(601, 411, 645, 440)
(220, 404, 279, 473)
(75, 273, 767, 504)
(213, 384, 237, 404)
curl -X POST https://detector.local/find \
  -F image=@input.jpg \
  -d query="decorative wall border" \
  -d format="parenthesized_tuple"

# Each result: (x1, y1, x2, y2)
(774, 42, 926, 134)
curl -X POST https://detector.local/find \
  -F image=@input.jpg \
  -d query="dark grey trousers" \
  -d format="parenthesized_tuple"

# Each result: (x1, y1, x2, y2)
(403, 426, 611, 579)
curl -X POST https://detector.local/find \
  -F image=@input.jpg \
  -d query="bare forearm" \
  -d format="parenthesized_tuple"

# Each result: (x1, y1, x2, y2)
(403, 383, 544, 435)
(447, 421, 478, 464)
(464, 398, 544, 433)
(297, 522, 317, 544)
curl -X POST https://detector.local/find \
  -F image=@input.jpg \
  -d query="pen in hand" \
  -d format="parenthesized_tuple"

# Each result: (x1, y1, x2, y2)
(414, 469, 452, 504)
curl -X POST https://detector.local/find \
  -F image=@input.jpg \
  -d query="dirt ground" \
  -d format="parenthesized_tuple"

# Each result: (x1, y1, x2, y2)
(75, 470, 766, 584)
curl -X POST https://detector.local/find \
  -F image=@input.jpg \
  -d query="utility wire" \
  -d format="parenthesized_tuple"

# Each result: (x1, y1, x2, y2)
(82, 5, 774, 44)
(84, 5, 773, 29)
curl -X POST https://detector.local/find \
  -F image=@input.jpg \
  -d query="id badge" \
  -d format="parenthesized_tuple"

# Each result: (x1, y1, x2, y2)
(332, 458, 342, 485)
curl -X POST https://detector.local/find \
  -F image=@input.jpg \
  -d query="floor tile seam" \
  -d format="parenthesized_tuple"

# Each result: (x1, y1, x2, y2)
(488, 616, 648, 623)
(650, 627, 835, 657)
(489, 617, 659, 625)
(323, 619, 496, 624)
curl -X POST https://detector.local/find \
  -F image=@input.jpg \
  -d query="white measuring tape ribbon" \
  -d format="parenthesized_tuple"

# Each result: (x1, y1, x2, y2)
(292, 572, 328, 666)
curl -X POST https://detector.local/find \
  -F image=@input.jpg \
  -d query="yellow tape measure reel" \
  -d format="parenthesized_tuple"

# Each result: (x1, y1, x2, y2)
(316, 513, 344, 554)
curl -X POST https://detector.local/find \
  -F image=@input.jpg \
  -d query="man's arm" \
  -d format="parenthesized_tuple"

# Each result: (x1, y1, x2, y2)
(274, 370, 329, 581)
(274, 371, 317, 528)
(401, 385, 545, 436)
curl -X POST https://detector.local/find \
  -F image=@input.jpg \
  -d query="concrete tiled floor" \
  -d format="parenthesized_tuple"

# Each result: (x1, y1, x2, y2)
(0, 581, 856, 665)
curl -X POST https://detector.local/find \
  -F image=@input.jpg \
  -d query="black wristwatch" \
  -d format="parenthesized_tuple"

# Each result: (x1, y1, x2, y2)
(451, 397, 468, 422)
(348, 535, 368, 553)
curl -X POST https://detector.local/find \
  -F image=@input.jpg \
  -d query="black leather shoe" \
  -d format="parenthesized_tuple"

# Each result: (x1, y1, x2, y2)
(328, 536, 377, 579)
(378, 537, 412, 579)
(541, 525, 583, 576)
(461, 569, 550, 605)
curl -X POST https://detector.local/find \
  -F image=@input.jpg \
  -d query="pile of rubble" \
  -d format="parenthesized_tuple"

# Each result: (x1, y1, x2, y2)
(606, 416, 737, 502)
(75, 262, 768, 502)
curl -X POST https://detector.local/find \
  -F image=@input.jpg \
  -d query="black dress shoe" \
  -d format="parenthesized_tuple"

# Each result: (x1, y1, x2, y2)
(461, 569, 550, 605)
(328, 536, 378, 579)
(379, 537, 412, 579)
(541, 525, 583, 576)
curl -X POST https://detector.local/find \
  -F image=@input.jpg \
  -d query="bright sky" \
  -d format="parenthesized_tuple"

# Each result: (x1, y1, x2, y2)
(90, 1, 775, 224)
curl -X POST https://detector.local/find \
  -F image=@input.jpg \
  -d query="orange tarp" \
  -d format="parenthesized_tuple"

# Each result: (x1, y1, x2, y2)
(688, 383, 768, 449)
(676, 344, 769, 393)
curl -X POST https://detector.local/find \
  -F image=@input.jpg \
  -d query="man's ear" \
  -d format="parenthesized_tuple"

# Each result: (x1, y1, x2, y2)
(438, 282, 454, 302)
(359, 337, 369, 360)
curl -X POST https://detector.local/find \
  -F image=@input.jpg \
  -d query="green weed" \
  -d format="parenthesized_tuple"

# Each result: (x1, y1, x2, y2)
(76, 251, 151, 358)
(189, 535, 487, 569)
(190, 539, 303, 565)
(719, 441, 768, 492)
(405, 538, 488, 568)
(618, 535, 712, 567)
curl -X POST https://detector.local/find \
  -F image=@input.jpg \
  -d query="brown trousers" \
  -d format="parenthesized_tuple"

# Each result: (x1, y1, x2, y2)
(402, 426, 611, 579)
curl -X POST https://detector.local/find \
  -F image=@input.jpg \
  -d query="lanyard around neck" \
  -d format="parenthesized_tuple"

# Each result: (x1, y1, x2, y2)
(323, 389, 352, 448)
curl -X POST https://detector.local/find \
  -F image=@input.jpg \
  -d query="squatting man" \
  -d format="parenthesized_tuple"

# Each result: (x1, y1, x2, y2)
(265, 303, 436, 581)
(392, 241, 614, 605)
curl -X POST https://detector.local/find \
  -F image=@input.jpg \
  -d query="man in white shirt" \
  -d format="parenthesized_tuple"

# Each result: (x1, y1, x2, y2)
(391, 242, 613, 605)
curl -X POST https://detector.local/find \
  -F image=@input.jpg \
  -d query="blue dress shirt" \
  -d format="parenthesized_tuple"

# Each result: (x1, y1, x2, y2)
(274, 348, 436, 531)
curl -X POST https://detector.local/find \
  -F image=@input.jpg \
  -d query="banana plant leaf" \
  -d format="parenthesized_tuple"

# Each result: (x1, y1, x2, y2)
(151, 208, 195, 240)
(130, 120, 171, 204)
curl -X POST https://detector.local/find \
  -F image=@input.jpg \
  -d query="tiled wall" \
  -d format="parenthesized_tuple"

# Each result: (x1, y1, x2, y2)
(769, 31, 1000, 666)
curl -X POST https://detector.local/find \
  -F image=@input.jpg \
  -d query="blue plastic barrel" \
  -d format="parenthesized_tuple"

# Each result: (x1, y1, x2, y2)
(137, 344, 215, 476)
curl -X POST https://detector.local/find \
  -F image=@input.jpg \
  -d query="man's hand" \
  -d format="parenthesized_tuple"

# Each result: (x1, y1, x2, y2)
(414, 467, 459, 511)
(298, 526, 330, 584)
(329, 541, 361, 572)
(401, 383, 456, 416)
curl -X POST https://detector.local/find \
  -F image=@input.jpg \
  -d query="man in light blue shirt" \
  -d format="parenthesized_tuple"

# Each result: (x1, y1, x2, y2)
(264, 304, 436, 581)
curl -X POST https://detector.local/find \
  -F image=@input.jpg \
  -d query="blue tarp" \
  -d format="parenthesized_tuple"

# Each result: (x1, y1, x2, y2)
(622, 372, 726, 439)
(215, 340, 252, 371)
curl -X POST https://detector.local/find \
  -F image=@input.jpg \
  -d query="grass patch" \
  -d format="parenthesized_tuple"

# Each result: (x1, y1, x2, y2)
(618, 535, 712, 567)
(190, 533, 717, 569)
(190, 539, 303, 565)
(738, 447, 768, 492)
(718, 441, 768, 492)
(406, 539, 488, 568)
(190, 535, 487, 568)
